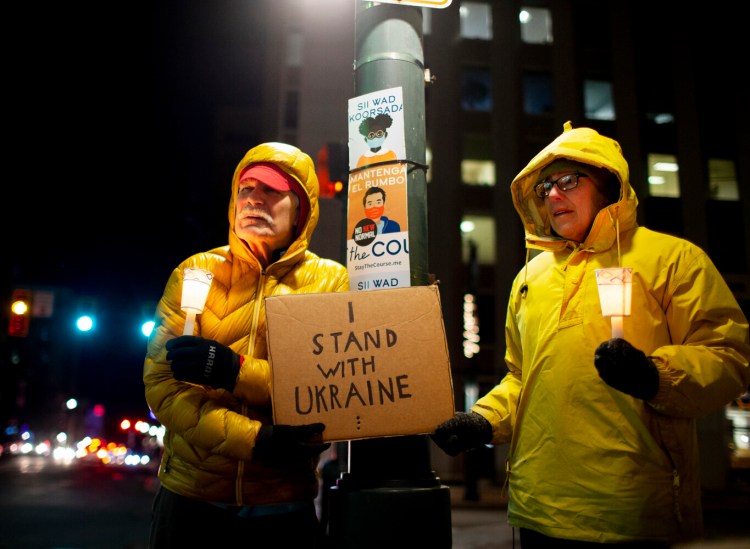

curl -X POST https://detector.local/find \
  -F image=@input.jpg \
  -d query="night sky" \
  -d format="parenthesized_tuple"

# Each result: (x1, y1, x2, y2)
(9, 2, 267, 290)
(4, 2, 267, 423)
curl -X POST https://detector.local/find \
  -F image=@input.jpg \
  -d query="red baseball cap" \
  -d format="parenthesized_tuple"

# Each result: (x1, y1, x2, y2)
(239, 162, 310, 237)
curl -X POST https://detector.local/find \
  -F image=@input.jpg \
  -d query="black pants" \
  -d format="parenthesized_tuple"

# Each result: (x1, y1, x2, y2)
(520, 528, 671, 548)
(149, 486, 323, 548)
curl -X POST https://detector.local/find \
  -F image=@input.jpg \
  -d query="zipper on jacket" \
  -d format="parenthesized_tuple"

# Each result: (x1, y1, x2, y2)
(235, 269, 268, 504)
(501, 458, 511, 500)
(246, 270, 267, 357)
(236, 440, 246, 506)
(672, 468, 683, 524)
(654, 418, 684, 526)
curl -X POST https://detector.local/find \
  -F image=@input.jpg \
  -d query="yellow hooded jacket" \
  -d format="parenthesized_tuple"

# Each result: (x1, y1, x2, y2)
(472, 123, 750, 543)
(143, 142, 349, 506)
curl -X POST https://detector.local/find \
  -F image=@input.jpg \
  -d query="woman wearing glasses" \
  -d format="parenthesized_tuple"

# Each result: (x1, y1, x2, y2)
(432, 121, 750, 547)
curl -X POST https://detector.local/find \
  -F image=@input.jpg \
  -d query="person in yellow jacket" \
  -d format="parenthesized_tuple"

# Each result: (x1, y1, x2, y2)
(144, 142, 349, 548)
(432, 122, 750, 547)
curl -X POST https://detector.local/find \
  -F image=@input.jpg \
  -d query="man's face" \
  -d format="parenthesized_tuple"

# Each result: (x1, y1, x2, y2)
(364, 192, 385, 209)
(541, 169, 610, 242)
(234, 178, 299, 252)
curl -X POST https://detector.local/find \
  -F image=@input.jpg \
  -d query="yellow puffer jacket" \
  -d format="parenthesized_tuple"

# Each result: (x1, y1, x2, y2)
(144, 142, 349, 506)
(472, 122, 750, 543)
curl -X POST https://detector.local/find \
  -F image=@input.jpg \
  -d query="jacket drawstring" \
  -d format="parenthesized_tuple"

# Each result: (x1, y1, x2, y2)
(615, 216, 622, 267)
(606, 208, 623, 267)
(521, 248, 530, 298)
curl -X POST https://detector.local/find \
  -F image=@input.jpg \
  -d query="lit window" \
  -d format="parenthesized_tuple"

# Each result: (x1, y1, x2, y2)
(460, 2, 492, 40)
(584, 79, 615, 121)
(648, 112, 675, 125)
(461, 215, 495, 265)
(520, 6, 552, 44)
(462, 160, 495, 186)
(708, 158, 739, 201)
(648, 153, 680, 197)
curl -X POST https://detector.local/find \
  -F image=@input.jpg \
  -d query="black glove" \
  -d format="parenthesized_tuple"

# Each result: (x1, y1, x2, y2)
(594, 338, 659, 401)
(165, 335, 241, 391)
(254, 423, 331, 465)
(430, 412, 492, 457)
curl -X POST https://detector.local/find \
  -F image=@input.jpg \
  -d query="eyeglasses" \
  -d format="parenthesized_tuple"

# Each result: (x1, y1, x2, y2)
(534, 172, 589, 198)
(367, 130, 385, 140)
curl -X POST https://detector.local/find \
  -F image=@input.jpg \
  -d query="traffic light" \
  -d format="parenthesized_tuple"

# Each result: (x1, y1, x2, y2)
(8, 289, 32, 337)
(75, 297, 97, 333)
(317, 142, 349, 199)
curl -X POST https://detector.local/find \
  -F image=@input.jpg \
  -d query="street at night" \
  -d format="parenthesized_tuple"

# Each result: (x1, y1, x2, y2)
(2, 451, 749, 549)
(0, 455, 155, 549)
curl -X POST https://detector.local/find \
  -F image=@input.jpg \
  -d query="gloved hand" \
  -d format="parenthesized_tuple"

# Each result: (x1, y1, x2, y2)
(594, 338, 660, 400)
(430, 412, 492, 457)
(253, 423, 331, 465)
(165, 335, 241, 391)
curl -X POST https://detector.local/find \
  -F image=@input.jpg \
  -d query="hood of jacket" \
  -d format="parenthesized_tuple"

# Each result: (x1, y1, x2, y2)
(227, 142, 320, 267)
(510, 121, 638, 254)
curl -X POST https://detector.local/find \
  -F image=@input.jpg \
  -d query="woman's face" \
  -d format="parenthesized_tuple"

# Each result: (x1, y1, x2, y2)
(542, 170, 610, 242)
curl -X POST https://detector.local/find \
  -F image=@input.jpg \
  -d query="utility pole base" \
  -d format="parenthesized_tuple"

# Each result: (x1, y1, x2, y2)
(327, 478, 452, 548)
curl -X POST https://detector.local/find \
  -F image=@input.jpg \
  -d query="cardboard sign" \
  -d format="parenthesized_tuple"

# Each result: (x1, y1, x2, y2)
(265, 285, 455, 442)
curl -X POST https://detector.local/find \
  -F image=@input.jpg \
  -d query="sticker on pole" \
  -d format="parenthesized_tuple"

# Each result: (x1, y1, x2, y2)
(347, 86, 411, 292)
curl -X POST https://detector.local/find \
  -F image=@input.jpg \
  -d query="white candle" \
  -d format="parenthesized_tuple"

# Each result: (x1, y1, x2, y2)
(183, 312, 197, 336)
(611, 316, 624, 339)
(181, 268, 214, 335)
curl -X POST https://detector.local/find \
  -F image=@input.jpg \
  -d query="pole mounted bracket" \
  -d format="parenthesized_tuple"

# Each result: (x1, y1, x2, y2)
(355, 51, 424, 71)
(424, 68, 436, 85)
(349, 159, 429, 175)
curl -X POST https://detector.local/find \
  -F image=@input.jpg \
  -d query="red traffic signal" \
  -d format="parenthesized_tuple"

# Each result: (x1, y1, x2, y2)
(8, 289, 32, 337)
(317, 143, 348, 199)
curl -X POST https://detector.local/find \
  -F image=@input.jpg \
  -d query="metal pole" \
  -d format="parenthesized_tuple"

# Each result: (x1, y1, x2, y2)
(327, 3, 452, 547)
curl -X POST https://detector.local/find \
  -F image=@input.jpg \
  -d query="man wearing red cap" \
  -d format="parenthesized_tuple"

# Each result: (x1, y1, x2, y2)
(144, 142, 349, 548)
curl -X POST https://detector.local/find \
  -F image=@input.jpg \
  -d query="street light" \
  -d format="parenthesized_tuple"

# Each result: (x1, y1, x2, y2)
(141, 320, 155, 337)
(76, 315, 95, 332)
